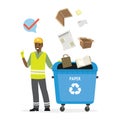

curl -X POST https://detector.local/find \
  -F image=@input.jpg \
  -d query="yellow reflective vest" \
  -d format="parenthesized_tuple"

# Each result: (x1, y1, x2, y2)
(30, 52, 46, 79)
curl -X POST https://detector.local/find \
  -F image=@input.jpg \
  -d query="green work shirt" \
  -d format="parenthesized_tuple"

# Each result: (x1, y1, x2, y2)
(27, 51, 53, 69)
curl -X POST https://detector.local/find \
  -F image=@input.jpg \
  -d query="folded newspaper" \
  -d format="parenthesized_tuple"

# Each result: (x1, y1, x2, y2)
(58, 31, 75, 50)
(75, 56, 91, 68)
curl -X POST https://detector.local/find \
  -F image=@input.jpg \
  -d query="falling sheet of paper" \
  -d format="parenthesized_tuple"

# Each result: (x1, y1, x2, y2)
(78, 20, 87, 27)
(58, 31, 76, 50)
(76, 9, 82, 15)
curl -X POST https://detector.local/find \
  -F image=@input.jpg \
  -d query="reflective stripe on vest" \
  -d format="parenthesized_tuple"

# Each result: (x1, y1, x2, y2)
(31, 70, 45, 74)
(30, 52, 46, 79)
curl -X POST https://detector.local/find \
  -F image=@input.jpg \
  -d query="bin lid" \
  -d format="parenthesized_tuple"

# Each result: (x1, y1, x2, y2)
(52, 62, 98, 71)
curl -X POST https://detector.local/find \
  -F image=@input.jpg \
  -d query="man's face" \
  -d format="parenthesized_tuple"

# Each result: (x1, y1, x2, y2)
(35, 43, 43, 52)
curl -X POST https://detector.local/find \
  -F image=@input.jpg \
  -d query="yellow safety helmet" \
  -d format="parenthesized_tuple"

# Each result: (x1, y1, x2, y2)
(34, 37, 43, 43)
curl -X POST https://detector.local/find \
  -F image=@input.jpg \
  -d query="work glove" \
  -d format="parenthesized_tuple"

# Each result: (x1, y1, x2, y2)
(20, 51, 24, 58)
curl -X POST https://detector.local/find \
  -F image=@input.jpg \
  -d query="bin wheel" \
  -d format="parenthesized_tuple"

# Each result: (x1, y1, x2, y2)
(60, 104, 65, 112)
(60, 106, 65, 111)
(85, 104, 90, 112)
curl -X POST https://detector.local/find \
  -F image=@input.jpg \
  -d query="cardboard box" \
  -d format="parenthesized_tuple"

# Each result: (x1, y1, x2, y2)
(79, 37, 94, 49)
(56, 8, 72, 26)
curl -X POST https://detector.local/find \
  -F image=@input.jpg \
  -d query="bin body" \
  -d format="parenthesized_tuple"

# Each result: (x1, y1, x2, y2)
(52, 62, 98, 104)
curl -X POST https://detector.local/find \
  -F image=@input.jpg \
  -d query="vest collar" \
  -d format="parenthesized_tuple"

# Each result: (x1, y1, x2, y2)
(35, 51, 43, 58)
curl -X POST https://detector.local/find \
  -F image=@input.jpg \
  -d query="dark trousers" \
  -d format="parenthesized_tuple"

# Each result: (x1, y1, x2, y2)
(31, 79, 50, 108)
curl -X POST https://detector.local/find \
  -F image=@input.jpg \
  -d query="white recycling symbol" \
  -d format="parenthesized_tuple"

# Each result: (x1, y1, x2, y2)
(69, 83, 81, 95)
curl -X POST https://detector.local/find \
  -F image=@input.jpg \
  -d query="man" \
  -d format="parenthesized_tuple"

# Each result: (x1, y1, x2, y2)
(20, 37, 52, 111)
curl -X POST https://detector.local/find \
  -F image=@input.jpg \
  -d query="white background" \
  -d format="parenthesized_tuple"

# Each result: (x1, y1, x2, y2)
(0, 0, 120, 119)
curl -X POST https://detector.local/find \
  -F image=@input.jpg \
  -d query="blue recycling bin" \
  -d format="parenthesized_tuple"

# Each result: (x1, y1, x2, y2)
(52, 62, 98, 111)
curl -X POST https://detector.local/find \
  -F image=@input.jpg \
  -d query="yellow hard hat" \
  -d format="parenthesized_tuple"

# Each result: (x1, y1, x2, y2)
(34, 37, 43, 43)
